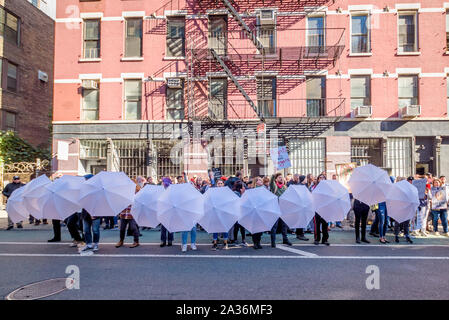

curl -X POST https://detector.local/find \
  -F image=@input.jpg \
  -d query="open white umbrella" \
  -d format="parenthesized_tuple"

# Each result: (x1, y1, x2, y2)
(199, 186, 241, 233)
(238, 187, 281, 234)
(386, 180, 420, 223)
(279, 184, 315, 229)
(131, 184, 165, 228)
(312, 180, 351, 222)
(28, 175, 85, 220)
(348, 164, 392, 205)
(5, 187, 28, 223)
(22, 174, 52, 218)
(79, 171, 135, 217)
(156, 183, 204, 233)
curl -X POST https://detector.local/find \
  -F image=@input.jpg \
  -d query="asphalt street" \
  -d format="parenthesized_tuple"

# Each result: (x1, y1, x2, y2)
(0, 224, 448, 300)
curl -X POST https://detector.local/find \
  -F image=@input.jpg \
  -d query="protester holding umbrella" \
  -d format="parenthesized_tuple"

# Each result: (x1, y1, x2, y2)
(231, 181, 248, 246)
(312, 174, 330, 245)
(269, 173, 292, 247)
(116, 183, 141, 249)
(393, 177, 415, 243)
(353, 199, 370, 244)
(2, 176, 25, 230)
(80, 174, 101, 253)
(160, 177, 174, 247)
(286, 174, 309, 241)
(210, 179, 230, 250)
(251, 177, 265, 249)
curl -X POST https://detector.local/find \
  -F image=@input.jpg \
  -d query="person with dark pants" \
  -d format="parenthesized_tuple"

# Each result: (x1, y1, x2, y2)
(353, 199, 370, 244)
(48, 219, 61, 242)
(2, 176, 24, 230)
(288, 174, 309, 241)
(313, 213, 329, 245)
(233, 222, 247, 246)
(160, 225, 173, 247)
(67, 212, 83, 247)
(116, 206, 140, 248)
(394, 220, 413, 243)
(251, 232, 263, 249)
(270, 219, 290, 247)
(269, 173, 292, 247)
(369, 206, 380, 237)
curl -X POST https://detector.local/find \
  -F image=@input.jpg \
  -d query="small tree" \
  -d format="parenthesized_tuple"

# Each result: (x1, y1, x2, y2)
(0, 130, 50, 164)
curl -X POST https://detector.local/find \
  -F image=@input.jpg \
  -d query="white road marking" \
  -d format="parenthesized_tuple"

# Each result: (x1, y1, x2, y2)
(0, 253, 448, 260)
(276, 244, 318, 257)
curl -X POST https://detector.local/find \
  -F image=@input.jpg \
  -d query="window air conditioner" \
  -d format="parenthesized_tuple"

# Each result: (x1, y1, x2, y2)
(257, 9, 276, 25)
(354, 105, 372, 118)
(82, 80, 99, 90)
(38, 70, 48, 82)
(400, 105, 421, 118)
(167, 78, 182, 88)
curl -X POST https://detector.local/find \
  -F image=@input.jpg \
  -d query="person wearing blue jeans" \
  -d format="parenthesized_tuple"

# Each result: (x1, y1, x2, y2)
(81, 214, 101, 252)
(212, 232, 228, 250)
(160, 225, 173, 247)
(378, 202, 389, 244)
(181, 227, 197, 252)
(432, 209, 448, 235)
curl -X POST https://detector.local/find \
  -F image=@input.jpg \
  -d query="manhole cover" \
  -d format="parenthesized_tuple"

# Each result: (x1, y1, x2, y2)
(6, 278, 70, 300)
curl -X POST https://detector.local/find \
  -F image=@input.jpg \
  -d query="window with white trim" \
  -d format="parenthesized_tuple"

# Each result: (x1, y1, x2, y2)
(125, 18, 143, 57)
(83, 19, 100, 59)
(398, 11, 418, 53)
(166, 79, 184, 120)
(124, 79, 142, 120)
(307, 16, 325, 53)
(351, 14, 370, 53)
(398, 75, 418, 107)
(350, 75, 371, 108)
(166, 18, 185, 57)
(82, 80, 99, 121)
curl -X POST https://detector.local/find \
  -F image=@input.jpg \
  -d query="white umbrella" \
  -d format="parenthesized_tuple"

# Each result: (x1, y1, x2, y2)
(131, 184, 165, 228)
(348, 164, 392, 205)
(199, 186, 241, 233)
(279, 184, 315, 229)
(386, 180, 419, 223)
(22, 174, 52, 218)
(29, 175, 85, 220)
(5, 187, 28, 223)
(79, 171, 135, 217)
(156, 183, 204, 233)
(238, 187, 281, 234)
(312, 180, 351, 222)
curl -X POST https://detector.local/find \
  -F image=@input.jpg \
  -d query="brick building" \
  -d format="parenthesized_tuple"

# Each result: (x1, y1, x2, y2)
(52, 0, 449, 179)
(0, 0, 54, 149)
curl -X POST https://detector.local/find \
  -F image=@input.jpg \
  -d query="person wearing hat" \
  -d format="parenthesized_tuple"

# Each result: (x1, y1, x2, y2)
(393, 177, 414, 244)
(2, 176, 25, 230)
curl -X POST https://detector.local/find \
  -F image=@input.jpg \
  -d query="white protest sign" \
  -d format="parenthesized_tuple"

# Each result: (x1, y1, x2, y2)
(270, 146, 291, 170)
(57, 141, 69, 161)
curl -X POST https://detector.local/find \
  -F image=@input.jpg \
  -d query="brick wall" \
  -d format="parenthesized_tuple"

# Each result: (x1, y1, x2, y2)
(0, 0, 54, 149)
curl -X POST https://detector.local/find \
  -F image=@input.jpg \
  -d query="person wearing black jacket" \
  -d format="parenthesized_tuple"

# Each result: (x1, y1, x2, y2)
(2, 176, 25, 230)
(353, 199, 371, 244)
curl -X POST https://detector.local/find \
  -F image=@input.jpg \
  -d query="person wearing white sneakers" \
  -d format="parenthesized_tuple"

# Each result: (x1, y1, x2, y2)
(430, 179, 449, 236)
(181, 226, 197, 252)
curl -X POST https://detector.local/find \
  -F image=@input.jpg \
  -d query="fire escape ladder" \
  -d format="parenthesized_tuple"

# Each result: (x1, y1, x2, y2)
(209, 48, 262, 121)
(219, 0, 264, 52)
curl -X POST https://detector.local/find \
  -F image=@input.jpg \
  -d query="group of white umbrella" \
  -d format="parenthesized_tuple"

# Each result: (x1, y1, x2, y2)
(6, 164, 420, 235)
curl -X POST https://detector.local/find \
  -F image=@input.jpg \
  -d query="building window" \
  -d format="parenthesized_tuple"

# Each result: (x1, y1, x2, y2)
(81, 80, 99, 120)
(350, 75, 371, 108)
(0, 7, 19, 45)
(351, 14, 370, 53)
(208, 15, 227, 55)
(7, 62, 17, 92)
(306, 76, 326, 116)
(83, 19, 100, 59)
(2, 110, 16, 131)
(166, 18, 185, 57)
(166, 79, 184, 120)
(209, 78, 227, 120)
(257, 77, 276, 117)
(258, 25, 276, 54)
(446, 10, 449, 50)
(307, 16, 325, 53)
(351, 138, 382, 167)
(447, 77, 449, 116)
(398, 12, 418, 53)
(124, 80, 142, 120)
(125, 18, 143, 57)
(387, 137, 412, 177)
(31, 0, 39, 8)
(289, 138, 326, 176)
(398, 75, 418, 108)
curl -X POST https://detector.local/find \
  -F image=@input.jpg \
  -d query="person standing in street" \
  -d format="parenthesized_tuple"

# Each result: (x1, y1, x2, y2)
(269, 173, 292, 247)
(116, 183, 141, 249)
(79, 174, 101, 253)
(2, 176, 24, 230)
(313, 174, 330, 246)
(287, 174, 309, 241)
(394, 177, 414, 243)
(353, 199, 370, 244)
(160, 177, 174, 247)
(250, 177, 265, 249)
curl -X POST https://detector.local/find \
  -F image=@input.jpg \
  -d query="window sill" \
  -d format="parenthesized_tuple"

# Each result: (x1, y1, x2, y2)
(348, 53, 372, 57)
(121, 57, 144, 61)
(79, 58, 102, 62)
(396, 52, 421, 56)
(163, 56, 185, 60)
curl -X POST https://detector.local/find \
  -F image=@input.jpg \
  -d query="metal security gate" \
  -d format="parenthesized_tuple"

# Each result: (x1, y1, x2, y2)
(112, 140, 148, 178)
(152, 140, 183, 179)
(351, 138, 383, 167)
(387, 137, 412, 178)
(288, 138, 326, 176)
